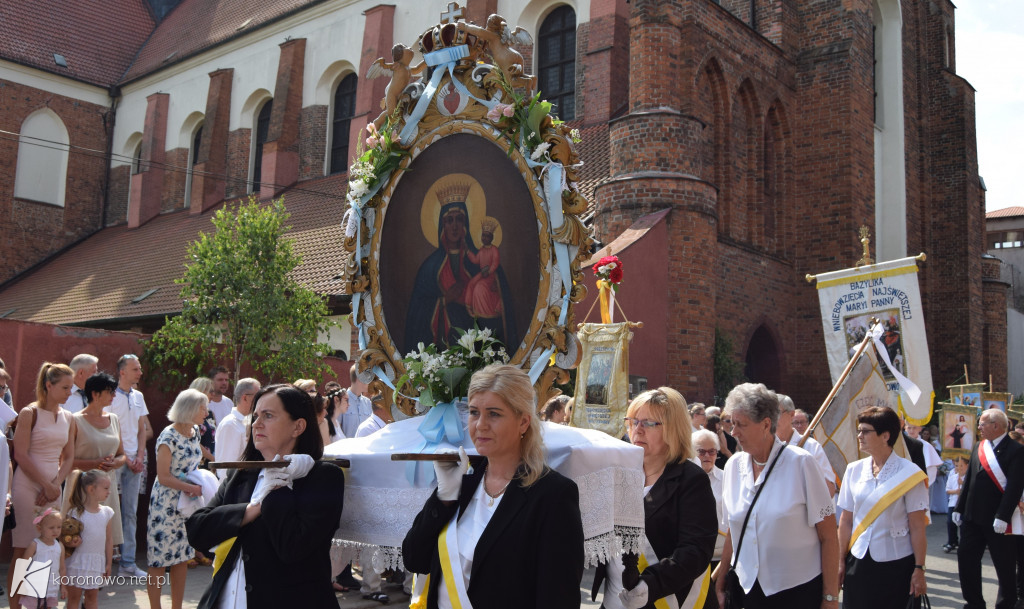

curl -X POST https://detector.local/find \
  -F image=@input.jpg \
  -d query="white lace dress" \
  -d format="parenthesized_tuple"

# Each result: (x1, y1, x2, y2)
(66, 505, 114, 588)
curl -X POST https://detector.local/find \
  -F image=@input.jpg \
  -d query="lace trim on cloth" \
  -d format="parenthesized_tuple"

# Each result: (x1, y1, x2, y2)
(330, 540, 405, 573)
(330, 526, 646, 573)
(819, 503, 836, 519)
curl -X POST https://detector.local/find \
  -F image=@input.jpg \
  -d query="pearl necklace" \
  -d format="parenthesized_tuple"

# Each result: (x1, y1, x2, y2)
(484, 466, 512, 507)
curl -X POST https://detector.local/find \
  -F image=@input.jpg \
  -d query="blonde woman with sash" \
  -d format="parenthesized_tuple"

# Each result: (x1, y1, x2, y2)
(838, 406, 929, 608)
(592, 388, 718, 609)
(402, 364, 584, 609)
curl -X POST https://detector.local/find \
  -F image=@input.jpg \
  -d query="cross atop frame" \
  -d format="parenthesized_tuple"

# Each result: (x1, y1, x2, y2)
(440, 2, 464, 24)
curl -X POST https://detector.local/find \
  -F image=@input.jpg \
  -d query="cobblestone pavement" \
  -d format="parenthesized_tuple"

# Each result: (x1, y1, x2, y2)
(0, 513, 997, 608)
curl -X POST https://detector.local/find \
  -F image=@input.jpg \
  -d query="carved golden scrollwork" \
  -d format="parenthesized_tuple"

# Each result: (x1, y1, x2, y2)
(347, 5, 592, 415)
(534, 366, 570, 410)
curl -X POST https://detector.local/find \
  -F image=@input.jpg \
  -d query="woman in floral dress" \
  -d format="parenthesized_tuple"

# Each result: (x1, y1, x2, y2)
(146, 388, 208, 609)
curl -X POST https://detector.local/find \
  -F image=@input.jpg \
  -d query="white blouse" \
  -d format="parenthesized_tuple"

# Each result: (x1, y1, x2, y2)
(708, 466, 725, 560)
(218, 470, 271, 609)
(802, 436, 837, 487)
(437, 479, 503, 609)
(838, 452, 929, 562)
(721, 440, 835, 596)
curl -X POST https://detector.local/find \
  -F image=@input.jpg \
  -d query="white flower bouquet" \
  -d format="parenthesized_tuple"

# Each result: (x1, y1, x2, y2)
(396, 327, 510, 407)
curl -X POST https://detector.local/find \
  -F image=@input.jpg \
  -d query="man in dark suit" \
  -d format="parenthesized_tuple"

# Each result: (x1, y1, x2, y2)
(953, 409, 1024, 609)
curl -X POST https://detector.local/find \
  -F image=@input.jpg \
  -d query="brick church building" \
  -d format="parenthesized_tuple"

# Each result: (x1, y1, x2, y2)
(0, 0, 1004, 408)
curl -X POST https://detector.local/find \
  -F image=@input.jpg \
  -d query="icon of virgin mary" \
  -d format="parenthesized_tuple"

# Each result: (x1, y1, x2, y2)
(404, 183, 516, 351)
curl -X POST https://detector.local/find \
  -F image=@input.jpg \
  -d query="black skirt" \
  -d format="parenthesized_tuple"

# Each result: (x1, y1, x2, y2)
(727, 572, 822, 609)
(844, 550, 915, 609)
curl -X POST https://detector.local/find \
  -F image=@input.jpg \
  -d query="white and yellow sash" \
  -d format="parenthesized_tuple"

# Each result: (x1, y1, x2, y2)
(409, 573, 429, 609)
(849, 463, 927, 555)
(980, 439, 1024, 535)
(438, 511, 473, 609)
(637, 534, 712, 609)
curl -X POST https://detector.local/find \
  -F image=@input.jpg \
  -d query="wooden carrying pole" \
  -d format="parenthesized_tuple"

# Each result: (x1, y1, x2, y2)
(798, 320, 879, 448)
(209, 458, 350, 471)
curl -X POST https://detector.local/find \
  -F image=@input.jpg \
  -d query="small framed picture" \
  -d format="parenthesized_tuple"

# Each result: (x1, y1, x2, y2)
(940, 403, 976, 461)
(982, 392, 1012, 412)
(948, 383, 987, 408)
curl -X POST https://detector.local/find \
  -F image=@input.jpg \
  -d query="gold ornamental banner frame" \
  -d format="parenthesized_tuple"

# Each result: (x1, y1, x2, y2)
(570, 322, 635, 439)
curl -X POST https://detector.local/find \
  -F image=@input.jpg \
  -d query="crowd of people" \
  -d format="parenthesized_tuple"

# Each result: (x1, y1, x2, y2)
(0, 351, 1018, 609)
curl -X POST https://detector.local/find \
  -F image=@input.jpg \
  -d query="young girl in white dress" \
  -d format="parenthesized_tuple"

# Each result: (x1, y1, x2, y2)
(16, 508, 66, 609)
(64, 470, 114, 609)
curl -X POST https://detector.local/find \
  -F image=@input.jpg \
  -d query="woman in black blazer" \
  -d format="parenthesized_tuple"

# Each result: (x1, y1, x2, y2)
(594, 387, 718, 609)
(402, 364, 585, 609)
(186, 384, 345, 609)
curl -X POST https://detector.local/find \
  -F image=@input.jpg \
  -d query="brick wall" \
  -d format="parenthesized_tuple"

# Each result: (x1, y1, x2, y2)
(106, 165, 131, 226)
(225, 129, 252, 200)
(0, 81, 110, 283)
(587, 0, 994, 406)
(299, 105, 328, 180)
(163, 147, 188, 213)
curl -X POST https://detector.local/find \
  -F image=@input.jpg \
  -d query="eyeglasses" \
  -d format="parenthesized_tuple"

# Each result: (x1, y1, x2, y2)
(624, 417, 663, 429)
(721, 418, 731, 423)
(696, 448, 718, 457)
(856, 428, 877, 435)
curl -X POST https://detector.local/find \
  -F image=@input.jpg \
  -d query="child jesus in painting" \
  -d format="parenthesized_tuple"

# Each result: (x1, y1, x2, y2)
(464, 217, 503, 319)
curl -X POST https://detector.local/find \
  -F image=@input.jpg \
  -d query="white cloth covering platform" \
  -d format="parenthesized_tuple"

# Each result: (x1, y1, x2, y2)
(324, 418, 646, 573)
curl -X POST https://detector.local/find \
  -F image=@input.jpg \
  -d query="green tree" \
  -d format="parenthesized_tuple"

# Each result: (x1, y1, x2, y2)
(713, 327, 746, 402)
(144, 196, 334, 388)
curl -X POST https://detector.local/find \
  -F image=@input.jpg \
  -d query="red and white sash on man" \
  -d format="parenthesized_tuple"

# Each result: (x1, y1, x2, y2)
(979, 438, 1024, 535)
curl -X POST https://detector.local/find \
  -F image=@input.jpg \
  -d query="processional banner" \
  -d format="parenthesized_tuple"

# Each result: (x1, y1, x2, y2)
(814, 256, 934, 424)
(811, 345, 907, 479)
(572, 322, 633, 439)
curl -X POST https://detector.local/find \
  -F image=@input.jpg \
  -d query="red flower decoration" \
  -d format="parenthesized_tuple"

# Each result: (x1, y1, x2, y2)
(593, 255, 624, 284)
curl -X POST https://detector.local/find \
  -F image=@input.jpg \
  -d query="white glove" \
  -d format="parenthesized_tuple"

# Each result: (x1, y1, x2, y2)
(249, 468, 290, 505)
(434, 446, 470, 502)
(952, 512, 962, 526)
(284, 454, 314, 481)
(618, 580, 649, 609)
(994, 518, 1008, 534)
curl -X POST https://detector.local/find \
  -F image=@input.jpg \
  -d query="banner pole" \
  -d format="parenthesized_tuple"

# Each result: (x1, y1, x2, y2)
(799, 319, 880, 448)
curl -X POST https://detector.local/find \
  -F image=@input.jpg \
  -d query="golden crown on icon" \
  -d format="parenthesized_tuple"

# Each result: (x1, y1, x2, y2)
(435, 182, 472, 206)
(480, 216, 498, 233)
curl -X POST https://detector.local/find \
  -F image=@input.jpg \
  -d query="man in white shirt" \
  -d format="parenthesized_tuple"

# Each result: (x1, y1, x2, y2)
(777, 394, 836, 495)
(341, 365, 373, 438)
(214, 377, 260, 480)
(792, 409, 810, 437)
(207, 366, 234, 425)
(61, 353, 98, 414)
(904, 422, 942, 486)
(355, 396, 392, 438)
(105, 354, 149, 577)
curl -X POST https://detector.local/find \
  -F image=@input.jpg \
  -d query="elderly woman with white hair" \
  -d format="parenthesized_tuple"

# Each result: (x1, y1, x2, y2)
(713, 383, 839, 609)
(146, 388, 209, 608)
(692, 430, 725, 565)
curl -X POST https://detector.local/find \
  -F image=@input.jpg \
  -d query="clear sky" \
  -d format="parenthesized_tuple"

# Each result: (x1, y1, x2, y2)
(954, 1, 1023, 212)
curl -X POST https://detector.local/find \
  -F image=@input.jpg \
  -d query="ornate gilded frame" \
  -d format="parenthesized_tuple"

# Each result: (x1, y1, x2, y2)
(343, 5, 592, 414)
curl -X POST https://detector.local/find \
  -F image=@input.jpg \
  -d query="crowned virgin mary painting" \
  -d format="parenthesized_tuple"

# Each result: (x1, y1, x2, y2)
(379, 133, 538, 357)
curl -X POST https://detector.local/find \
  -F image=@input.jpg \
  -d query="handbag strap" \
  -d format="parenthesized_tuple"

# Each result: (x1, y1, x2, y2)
(730, 443, 786, 569)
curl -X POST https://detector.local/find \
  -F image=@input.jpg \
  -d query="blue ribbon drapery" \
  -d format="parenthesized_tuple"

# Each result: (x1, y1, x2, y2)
(406, 400, 466, 485)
